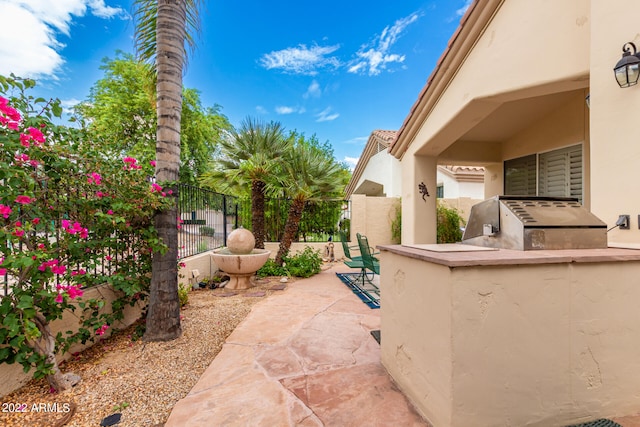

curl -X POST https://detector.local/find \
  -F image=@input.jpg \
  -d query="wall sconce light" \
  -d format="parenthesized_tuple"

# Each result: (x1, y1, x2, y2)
(614, 42, 640, 88)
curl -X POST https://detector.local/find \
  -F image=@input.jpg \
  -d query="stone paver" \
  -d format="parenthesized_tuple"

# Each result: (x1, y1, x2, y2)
(165, 265, 429, 426)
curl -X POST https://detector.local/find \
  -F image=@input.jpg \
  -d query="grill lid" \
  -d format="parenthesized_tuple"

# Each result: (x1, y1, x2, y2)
(462, 196, 607, 250)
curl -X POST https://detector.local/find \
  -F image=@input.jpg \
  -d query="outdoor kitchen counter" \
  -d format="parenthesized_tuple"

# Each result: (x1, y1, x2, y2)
(376, 242, 640, 427)
(377, 243, 640, 267)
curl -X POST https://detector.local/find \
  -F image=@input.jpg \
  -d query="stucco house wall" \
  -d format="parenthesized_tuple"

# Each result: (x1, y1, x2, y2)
(381, 0, 640, 424)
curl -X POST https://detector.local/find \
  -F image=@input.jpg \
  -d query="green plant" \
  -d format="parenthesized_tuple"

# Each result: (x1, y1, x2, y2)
(391, 199, 401, 244)
(256, 258, 288, 278)
(283, 246, 322, 278)
(112, 402, 130, 412)
(257, 246, 323, 278)
(199, 225, 215, 236)
(437, 202, 466, 243)
(178, 284, 189, 307)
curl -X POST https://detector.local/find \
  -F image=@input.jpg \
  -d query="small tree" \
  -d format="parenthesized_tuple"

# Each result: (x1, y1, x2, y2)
(274, 140, 347, 265)
(200, 117, 292, 249)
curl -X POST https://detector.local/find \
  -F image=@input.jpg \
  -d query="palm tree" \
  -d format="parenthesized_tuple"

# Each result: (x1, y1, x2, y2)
(274, 142, 346, 265)
(133, 0, 202, 341)
(200, 117, 291, 249)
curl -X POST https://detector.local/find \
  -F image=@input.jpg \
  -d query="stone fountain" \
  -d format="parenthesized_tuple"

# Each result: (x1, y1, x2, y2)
(211, 228, 270, 290)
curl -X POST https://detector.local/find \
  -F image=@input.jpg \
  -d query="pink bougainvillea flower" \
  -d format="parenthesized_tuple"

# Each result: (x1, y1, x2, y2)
(95, 191, 105, 198)
(105, 255, 112, 261)
(15, 195, 33, 204)
(150, 160, 156, 167)
(123, 156, 137, 164)
(27, 127, 45, 144)
(0, 268, 6, 276)
(87, 172, 102, 185)
(15, 221, 22, 227)
(14, 153, 29, 163)
(0, 204, 13, 219)
(96, 324, 109, 336)
(32, 218, 40, 225)
(151, 183, 163, 193)
(38, 243, 45, 250)
(107, 209, 114, 215)
(67, 285, 83, 299)
(19, 133, 31, 147)
(51, 265, 66, 275)
(0, 97, 22, 129)
(179, 262, 186, 268)
(55, 293, 64, 304)
(13, 229, 24, 237)
(71, 269, 86, 276)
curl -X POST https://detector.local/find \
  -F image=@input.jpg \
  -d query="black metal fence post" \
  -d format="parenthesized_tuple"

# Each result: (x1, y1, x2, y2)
(222, 194, 228, 247)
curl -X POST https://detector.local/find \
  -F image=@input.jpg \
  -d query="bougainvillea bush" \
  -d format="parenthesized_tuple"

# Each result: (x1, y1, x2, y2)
(0, 75, 172, 391)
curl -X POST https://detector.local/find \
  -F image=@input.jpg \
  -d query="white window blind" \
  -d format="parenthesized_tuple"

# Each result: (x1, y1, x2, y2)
(504, 144, 582, 202)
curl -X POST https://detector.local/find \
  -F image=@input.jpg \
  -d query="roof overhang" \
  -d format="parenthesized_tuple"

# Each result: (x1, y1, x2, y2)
(390, 0, 504, 159)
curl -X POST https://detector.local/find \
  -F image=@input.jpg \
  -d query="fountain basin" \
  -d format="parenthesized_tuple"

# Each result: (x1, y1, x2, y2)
(211, 248, 270, 290)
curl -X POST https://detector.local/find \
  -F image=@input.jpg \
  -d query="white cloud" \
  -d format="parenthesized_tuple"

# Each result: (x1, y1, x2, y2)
(255, 105, 268, 114)
(0, 1, 127, 78)
(303, 80, 321, 99)
(344, 136, 368, 145)
(60, 97, 82, 115)
(348, 11, 421, 76)
(259, 44, 340, 75)
(275, 105, 306, 115)
(343, 156, 359, 170)
(456, 0, 473, 17)
(315, 107, 339, 122)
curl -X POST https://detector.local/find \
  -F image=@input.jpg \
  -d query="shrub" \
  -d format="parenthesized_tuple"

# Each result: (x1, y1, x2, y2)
(256, 258, 288, 278)
(178, 284, 189, 307)
(283, 246, 322, 278)
(256, 246, 322, 278)
(437, 202, 466, 243)
(199, 225, 215, 236)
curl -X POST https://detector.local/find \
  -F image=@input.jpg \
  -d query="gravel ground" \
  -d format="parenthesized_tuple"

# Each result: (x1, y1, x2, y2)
(0, 277, 289, 427)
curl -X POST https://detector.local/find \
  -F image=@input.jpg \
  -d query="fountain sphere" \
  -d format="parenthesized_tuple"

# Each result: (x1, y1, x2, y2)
(211, 228, 270, 289)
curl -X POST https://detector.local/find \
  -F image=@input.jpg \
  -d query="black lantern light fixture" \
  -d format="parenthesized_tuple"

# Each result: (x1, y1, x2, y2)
(614, 42, 640, 88)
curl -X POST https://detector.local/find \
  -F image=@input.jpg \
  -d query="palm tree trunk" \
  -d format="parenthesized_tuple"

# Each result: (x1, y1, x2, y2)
(144, 0, 185, 341)
(252, 180, 266, 249)
(275, 198, 305, 265)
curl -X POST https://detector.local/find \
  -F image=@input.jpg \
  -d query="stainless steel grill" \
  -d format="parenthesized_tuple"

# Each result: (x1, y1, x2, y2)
(461, 196, 607, 250)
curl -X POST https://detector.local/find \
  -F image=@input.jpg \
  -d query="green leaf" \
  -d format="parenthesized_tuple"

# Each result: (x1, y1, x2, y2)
(17, 295, 34, 310)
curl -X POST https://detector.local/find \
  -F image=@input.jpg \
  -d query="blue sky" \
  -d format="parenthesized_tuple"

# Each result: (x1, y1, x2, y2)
(0, 0, 471, 168)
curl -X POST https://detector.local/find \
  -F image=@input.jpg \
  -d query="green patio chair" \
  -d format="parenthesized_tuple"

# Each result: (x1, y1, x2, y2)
(356, 233, 380, 285)
(339, 230, 362, 261)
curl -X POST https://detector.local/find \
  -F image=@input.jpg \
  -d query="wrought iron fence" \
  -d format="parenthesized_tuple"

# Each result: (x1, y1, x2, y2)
(177, 185, 238, 259)
(2, 186, 350, 295)
(237, 198, 351, 243)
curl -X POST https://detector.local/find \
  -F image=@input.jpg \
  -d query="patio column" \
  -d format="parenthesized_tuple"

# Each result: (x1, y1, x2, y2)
(401, 154, 437, 244)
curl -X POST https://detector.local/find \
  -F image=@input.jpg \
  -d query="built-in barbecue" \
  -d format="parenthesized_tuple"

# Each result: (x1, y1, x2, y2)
(461, 196, 608, 250)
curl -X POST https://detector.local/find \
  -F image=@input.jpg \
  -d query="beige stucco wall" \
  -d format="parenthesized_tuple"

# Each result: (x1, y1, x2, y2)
(350, 194, 400, 249)
(0, 284, 144, 397)
(589, 2, 640, 243)
(381, 249, 640, 426)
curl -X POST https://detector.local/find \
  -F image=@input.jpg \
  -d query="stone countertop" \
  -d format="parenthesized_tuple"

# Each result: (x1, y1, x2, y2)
(378, 244, 640, 268)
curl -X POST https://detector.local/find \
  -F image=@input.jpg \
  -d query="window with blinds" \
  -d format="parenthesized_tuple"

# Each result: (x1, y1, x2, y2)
(504, 154, 536, 196)
(504, 144, 583, 202)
